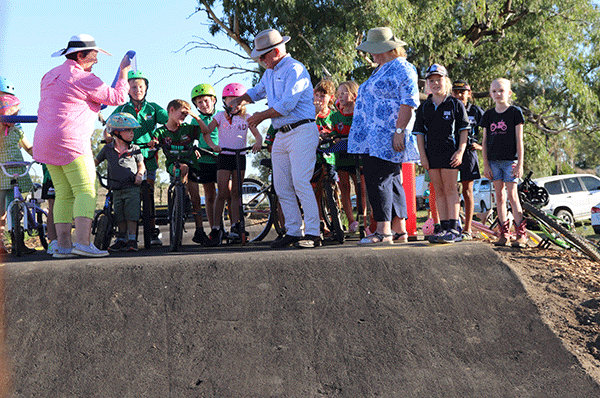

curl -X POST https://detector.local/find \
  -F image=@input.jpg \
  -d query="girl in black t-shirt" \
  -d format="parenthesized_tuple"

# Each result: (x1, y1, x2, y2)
(481, 78, 526, 247)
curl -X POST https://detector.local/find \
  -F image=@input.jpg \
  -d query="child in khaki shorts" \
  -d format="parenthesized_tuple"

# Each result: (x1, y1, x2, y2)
(95, 113, 145, 251)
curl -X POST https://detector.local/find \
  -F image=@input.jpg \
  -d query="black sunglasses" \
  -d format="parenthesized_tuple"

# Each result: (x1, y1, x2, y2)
(259, 48, 275, 61)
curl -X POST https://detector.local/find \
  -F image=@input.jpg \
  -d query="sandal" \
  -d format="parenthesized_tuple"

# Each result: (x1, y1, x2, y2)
(348, 221, 359, 233)
(358, 232, 394, 245)
(393, 232, 408, 243)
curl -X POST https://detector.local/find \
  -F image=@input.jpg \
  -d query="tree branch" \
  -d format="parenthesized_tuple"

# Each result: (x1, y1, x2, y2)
(197, 0, 253, 56)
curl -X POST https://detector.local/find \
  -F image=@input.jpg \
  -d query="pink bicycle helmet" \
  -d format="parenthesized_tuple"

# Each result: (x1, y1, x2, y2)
(0, 94, 20, 114)
(222, 83, 246, 98)
(422, 218, 435, 235)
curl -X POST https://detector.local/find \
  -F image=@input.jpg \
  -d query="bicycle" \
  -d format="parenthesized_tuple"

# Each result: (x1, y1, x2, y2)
(157, 143, 197, 252)
(194, 145, 284, 244)
(242, 157, 284, 242)
(218, 145, 264, 245)
(0, 161, 48, 256)
(469, 171, 600, 262)
(518, 171, 600, 262)
(91, 170, 153, 250)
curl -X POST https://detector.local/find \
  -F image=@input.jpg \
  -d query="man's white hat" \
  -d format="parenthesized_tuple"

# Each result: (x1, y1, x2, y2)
(51, 34, 112, 58)
(250, 29, 291, 58)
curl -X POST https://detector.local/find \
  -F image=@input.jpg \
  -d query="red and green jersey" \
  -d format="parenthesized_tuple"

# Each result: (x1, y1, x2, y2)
(330, 108, 353, 139)
(330, 108, 354, 167)
(152, 123, 200, 171)
(316, 107, 334, 137)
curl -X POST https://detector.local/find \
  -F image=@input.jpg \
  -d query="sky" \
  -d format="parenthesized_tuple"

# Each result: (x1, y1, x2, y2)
(0, 0, 266, 179)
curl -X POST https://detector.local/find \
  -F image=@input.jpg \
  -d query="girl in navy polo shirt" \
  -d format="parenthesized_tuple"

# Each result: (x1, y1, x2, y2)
(414, 64, 470, 243)
(481, 78, 526, 247)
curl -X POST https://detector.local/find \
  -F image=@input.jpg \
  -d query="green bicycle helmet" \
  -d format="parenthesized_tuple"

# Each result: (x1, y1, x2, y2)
(128, 70, 149, 87)
(191, 83, 217, 101)
(106, 112, 141, 132)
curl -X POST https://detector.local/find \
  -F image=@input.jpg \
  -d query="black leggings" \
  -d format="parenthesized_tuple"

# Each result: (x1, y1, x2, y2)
(361, 154, 407, 222)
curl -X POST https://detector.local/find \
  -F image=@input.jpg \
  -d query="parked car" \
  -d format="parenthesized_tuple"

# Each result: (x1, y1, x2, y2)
(591, 203, 600, 234)
(471, 178, 495, 213)
(534, 173, 600, 225)
(415, 174, 427, 210)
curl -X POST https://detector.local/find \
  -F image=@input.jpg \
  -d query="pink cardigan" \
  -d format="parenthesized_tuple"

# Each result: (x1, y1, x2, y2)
(33, 59, 129, 165)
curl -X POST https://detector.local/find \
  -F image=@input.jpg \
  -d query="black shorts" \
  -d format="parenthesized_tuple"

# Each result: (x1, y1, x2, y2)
(217, 154, 246, 172)
(196, 162, 218, 184)
(459, 149, 481, 182)
(41, 178, 55, 200)
(335, 164, 356, 174)
(426, 148, 456, 170)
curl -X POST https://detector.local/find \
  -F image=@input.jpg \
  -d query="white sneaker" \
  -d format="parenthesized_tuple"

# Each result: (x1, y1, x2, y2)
(72, 243, 109, 258)
(47, 239, 58, 255)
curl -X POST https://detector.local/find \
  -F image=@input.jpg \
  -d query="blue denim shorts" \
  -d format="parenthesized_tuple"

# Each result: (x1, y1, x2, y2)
(489, 160, 518, 183)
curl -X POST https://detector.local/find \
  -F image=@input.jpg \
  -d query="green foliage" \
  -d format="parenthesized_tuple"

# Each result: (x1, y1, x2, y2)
(196, 0, 600, 176)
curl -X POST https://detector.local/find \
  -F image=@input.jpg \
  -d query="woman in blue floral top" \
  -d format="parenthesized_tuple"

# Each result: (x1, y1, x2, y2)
(349, 27, 420, 245)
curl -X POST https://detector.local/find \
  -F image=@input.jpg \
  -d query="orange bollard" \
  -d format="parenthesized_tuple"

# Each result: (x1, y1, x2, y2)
(402, 163, 417, 236)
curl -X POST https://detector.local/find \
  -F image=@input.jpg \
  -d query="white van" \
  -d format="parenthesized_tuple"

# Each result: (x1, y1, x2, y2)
(471, 178, 495, 212)
(533, 173, 600, 224)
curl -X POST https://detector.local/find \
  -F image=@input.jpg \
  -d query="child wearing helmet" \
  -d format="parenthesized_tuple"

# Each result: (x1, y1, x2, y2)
(196, 83, 263, 244)
(151, 99, 208, 244)
(0, 94, 34, 254)
(190, 83, 222, 244)
(104, 70, 168, 246)
(95, 112, 146, 252)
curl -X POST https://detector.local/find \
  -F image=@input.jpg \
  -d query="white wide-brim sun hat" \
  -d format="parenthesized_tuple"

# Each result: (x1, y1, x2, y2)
(51, 34, 112, 58)
(356, 27, 407, 55)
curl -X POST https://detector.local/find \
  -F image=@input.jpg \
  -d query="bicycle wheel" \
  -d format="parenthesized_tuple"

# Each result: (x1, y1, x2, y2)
(242, 178, 275, 242)
(141, 181, 153, 249)
(522, 202, 600, 262)
(10, 203, 24, 257)
(169, 184, 184, 252)
(323, 183, 345, 244)
(34, 209, 48, 250)
(93, 212, 113, 250)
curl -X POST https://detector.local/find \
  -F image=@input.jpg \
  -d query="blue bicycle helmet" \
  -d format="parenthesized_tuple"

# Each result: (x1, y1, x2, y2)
(106, 112, 141, 132)
(0, 77, 16, 95)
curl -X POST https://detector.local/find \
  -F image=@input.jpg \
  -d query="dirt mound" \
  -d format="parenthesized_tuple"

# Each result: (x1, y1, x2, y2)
(494, 244, 600, 384)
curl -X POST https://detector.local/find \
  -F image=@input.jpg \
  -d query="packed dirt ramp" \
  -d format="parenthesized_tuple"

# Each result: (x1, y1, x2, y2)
(3, 242, 600, 397)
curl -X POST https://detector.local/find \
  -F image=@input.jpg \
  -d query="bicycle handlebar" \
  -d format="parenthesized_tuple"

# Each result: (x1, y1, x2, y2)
(0, 161, 37, 179)
(0, 115, 38, 123)
(317, 138, 348, 154)
(219, 146, 268, 154)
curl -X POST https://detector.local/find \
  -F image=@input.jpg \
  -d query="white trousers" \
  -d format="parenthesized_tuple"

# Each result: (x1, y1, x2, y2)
(271, 123, 320, 237)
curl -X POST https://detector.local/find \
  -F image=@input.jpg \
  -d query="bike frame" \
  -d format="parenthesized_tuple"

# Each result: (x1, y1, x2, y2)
(0, 161, 48, 235)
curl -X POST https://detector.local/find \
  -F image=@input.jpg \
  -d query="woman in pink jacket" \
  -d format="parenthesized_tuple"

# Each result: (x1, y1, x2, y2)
(33, 34, 131, 258)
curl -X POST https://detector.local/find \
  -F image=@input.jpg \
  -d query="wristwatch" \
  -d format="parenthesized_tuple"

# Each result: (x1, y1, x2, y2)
(395, 128, 406, 135)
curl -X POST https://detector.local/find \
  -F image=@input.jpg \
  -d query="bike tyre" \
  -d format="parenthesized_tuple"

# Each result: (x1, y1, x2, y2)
(242, 178, 275, 243)
(141, 181, 153, 249)
(10, 203, 24, 257)
(35, 209, 49, 250)
(169, 184, 184, 252)
(93, 212, 112, 251)
(522, 202, 600, 262)
(323, 183, 345, 244)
